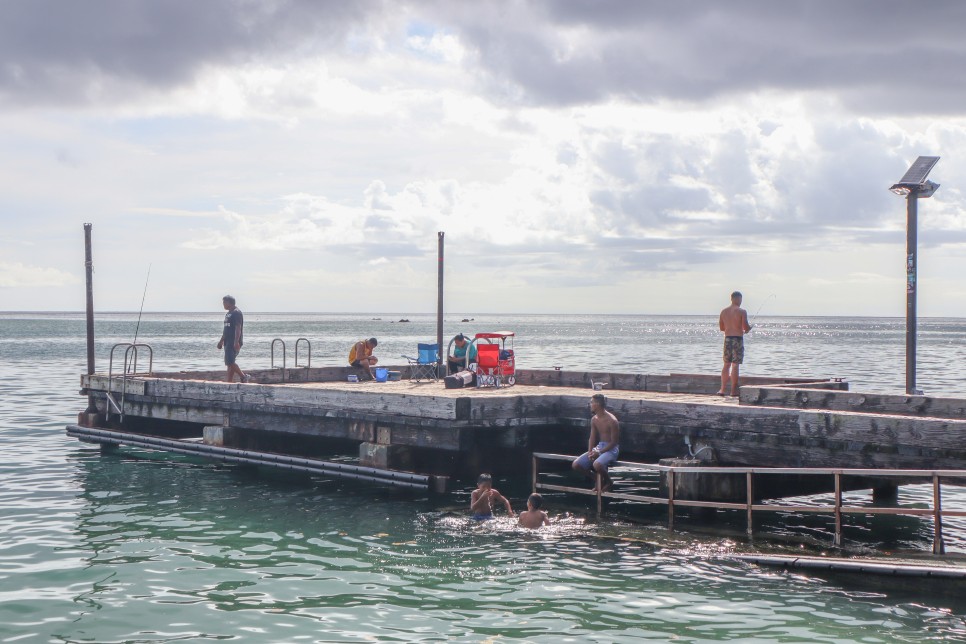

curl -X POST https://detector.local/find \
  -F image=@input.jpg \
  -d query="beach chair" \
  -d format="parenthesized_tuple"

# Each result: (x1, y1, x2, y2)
(403, 343, 439, 382)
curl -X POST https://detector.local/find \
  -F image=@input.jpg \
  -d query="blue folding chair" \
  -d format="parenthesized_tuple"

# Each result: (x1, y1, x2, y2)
(402, 342, 439, 382)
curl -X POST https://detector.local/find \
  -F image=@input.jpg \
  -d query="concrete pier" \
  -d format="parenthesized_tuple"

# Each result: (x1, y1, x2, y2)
(72, 365, 966, 493)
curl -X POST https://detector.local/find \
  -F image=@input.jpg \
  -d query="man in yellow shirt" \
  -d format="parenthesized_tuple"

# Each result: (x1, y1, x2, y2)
(348, 337, 379, 379)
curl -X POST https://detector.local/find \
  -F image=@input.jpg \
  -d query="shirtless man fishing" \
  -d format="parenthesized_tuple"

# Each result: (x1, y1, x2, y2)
(572, 393, 620, 492)
(718, 290, 752, 397)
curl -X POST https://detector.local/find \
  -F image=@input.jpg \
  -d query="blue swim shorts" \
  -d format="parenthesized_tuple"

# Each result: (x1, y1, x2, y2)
(574, 442, 619, 470)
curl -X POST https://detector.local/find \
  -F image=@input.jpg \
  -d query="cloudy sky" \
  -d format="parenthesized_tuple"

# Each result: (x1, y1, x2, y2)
(1, 0, 965, 315)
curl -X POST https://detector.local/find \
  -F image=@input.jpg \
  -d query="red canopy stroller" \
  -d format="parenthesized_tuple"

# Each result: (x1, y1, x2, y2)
(470, 332, 515, 387)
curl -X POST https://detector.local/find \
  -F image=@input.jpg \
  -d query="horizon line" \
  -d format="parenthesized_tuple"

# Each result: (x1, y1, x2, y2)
(0, 310, 962, 320)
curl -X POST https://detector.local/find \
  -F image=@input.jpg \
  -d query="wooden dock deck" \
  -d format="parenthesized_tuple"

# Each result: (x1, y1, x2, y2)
(72, 365, 966, 492)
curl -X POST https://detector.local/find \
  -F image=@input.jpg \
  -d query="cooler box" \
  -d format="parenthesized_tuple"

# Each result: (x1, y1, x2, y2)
(444, 370, 474, 389)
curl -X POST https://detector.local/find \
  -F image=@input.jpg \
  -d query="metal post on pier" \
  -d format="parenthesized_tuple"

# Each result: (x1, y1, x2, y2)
(436, 231, 444, 377)
(667, 469, 675, 532)
(531, 454, 538, 494)
(890, 156, 940, 396)
(933, 474, 946, 555)
(833, 473, 843, 547)
(595, 472, 603, 517)
(905, 193, 918, 395)
(745, 472, 754, 538)
(84, 223, 96, 413)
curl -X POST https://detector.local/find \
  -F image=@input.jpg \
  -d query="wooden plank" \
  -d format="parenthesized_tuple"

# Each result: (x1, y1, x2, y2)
(83, 375, 146, 396)
(513, 370, 842, 393)
(99, 398, 225, 425)
(742, 385, 966, 419)
(145, 365, 414, 384)
(94, 378, 462, 420)
(554, 393, 966, 449)
(464, 394, 562, 421)
(226, 409, 380, 443)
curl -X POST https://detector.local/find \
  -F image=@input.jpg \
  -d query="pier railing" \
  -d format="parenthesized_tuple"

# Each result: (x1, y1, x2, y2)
(532, 452, 966, 555)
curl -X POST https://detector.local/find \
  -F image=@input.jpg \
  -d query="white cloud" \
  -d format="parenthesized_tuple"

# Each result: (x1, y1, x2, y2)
(0, 262, 79, 288)
(1, 1, 965, 314)
(406, 31, 467, 64)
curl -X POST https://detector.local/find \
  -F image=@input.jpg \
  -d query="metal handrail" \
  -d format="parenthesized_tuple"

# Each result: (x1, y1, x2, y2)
(270, 338, 286, 371)
(108, 342, 154, 377)
(295, 338, 311, 368)
(532, 452, 965, 555)
(106, 343, 153, 422)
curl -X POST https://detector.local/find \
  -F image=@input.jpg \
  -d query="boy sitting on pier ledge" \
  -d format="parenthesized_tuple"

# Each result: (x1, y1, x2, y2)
(572, 394, 620, 492)
(470, 473, 514, 521)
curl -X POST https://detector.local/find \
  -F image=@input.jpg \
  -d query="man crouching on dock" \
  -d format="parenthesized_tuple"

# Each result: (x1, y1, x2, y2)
(348, 337, 379, 380)
(572, 394, 620, 492)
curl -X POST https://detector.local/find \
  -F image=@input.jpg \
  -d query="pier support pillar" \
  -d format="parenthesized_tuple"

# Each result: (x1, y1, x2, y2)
(77, 411, 104, 428)
(203, 425, 233, 447)
(872, 483, 900, 505)
(659, 457, 746, 504)
(359, 442, 414, 471)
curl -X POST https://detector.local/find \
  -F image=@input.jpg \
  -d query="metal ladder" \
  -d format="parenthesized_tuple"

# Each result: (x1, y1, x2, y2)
(271, 338, 312, 382)
(106, 343, 153, 423)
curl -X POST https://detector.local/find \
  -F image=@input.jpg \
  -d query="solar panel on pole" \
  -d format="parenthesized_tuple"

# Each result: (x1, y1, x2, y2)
(897, 156, 940, 186)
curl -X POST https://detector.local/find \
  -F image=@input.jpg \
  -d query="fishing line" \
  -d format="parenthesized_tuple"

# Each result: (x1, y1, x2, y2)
(133, 264, 151, 344)
(751, 293, 776, 323)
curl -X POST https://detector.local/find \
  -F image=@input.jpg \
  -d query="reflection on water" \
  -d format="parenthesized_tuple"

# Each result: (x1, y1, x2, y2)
(39, 451, 964, 642)
(4, 314, 966, 641)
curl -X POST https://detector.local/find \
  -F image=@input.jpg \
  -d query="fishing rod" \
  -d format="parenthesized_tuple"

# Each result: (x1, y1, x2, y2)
(749, 293, 776, 331)
(751, 293, 775, 321)
(133, 264, 151, 345)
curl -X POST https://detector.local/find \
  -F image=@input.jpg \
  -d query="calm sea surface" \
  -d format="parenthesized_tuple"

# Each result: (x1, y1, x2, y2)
(3, 312, 966, 642)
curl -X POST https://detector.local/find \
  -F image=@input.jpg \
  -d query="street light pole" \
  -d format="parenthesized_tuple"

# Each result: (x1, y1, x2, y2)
(437, 231, 445, 377)
(890, 155, 939, 397)
(905, 190, 918, 395)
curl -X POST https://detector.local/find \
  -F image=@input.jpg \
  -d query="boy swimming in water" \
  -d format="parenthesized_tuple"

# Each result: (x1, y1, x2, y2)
(517, 493, 550, 529)
(470, 473, 514, 520)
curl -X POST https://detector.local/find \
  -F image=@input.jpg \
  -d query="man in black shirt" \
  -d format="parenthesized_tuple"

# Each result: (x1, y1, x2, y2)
(217, 295, 249, 382)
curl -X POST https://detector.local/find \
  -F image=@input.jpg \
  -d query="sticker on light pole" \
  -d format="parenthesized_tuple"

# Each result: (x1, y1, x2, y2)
(906, 254, 916, 294)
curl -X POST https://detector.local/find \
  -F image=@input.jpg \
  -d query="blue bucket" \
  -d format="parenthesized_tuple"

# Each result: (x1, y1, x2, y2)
(374, 367, 389, 382)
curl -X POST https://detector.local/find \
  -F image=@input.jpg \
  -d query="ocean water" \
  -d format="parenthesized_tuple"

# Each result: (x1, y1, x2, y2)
(3, 312, 966, 642)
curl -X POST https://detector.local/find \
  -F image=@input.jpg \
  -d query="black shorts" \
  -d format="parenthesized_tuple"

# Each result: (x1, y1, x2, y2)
(350, 360, 363, 367)
(225, 345, 239, 366)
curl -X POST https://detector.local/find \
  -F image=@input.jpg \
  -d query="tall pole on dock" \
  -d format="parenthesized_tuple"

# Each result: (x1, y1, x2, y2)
(905, 192, 918, 396)
(437, 231, 445, 376)
(890, 156, 940, 396)
(84, 223, 96, 413)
